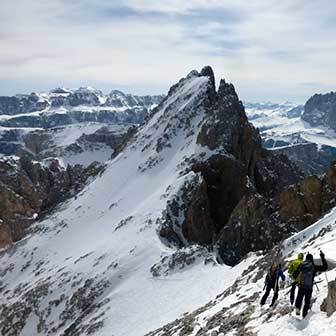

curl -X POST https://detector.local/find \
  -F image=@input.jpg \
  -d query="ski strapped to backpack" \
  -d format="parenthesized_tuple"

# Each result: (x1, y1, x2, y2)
(273, 244, 283, 290)
(319, 249, 329, 283)
(262, 244, 285, 290)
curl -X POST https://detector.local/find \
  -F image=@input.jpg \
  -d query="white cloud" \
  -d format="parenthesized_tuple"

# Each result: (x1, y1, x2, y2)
(0, 0, 335, 102)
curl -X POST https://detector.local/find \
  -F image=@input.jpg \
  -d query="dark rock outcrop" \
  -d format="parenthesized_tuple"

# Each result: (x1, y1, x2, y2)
(279, 162, 336, 230)
(287, 105, 303, 118)
(216, 193, 276, 263)
(321, 279, 336, 317)
(23, 130, 52, 155)
(0, 156, 104, 248)
(0, 93, 49, 115)
(78, 125, 137, 152)
(275, 143, 336, 175)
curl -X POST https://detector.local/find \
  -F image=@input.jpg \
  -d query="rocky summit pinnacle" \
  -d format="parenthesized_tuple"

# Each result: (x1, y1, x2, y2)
(218, 79, 238, 99)
(302, 91, 336, 130)
(200, 65, 216, 92)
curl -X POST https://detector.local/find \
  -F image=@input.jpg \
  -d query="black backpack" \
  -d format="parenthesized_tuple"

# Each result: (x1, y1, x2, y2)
(298, 261, 315, 289)
(265, 264, 277, 286)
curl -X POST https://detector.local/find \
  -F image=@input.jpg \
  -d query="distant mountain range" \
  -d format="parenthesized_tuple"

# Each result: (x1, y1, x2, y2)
(0, 88, 164, 166)
(244, 96, 336, 175)
(0, 87, 164, 128)
(2, 87, 336, 175)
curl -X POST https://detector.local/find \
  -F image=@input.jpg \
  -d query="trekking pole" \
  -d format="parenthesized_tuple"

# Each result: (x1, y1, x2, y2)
(314, 281, 319, 293)
(319, 249, 329, 283)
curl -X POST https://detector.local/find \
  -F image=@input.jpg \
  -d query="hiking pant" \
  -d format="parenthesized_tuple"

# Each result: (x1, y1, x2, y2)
(295, 287, 313, 317)
(261, 283, 279, 306)
(290, 282, 297, 305)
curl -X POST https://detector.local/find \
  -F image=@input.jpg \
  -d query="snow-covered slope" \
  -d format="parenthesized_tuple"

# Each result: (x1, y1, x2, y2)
(0, 69, 251, 336)
(148, 207, 336, 336)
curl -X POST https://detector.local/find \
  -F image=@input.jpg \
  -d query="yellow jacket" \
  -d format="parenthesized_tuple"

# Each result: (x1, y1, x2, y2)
(288, 257, 303, 282)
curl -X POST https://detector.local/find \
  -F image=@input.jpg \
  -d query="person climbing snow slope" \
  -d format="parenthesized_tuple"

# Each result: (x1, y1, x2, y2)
(261, 263, 285, 307)
(288, 252, 304, 305)
(293, 250, 328, 318)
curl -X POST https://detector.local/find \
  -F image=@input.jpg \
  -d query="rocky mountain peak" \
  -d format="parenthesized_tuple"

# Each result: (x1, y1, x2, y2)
(150, 67, 303, 265)
(302, 91, 336, 130)
(200, 65, 216, 92)
(218, 79, 238, 100)
(50, 87, 71, 94)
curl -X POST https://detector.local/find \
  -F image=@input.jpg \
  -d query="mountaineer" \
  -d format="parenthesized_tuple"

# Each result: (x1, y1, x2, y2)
(261, 263, 285, 307)
(288, 252, 304, 305)
(293, 250, 328, 318)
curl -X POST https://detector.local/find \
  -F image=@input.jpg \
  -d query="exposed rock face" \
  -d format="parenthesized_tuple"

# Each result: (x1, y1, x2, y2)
(160, 174, 214, 247)
(279, 162, 336, 230)
(254, 152, 302, 196)
(302, 91, 336, 129)
(0, 89, 163, 169)
(23, 130, 52, 155)
(193, 156, 248, 235)
(216, 193, 277, 263)
(321, 279, 336, 317)
(215, 161, 336, 265)
(79, 125, 137, 153)
(0, 156, 104, 248)
(275, 143, 336, 175)
(0, 93, 49, 115)
(287, 105, 304, 118)
(279, 176, 322, 230)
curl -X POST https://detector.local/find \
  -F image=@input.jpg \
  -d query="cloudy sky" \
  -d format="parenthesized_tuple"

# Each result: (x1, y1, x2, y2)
(1, 0, 335, 102)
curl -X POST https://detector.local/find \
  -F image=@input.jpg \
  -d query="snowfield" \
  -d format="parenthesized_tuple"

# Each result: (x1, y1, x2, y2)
(39, 122, 129, 167)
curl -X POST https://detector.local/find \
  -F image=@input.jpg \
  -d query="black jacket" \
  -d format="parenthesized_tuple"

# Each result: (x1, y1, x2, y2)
(293, 254, 328, 289)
